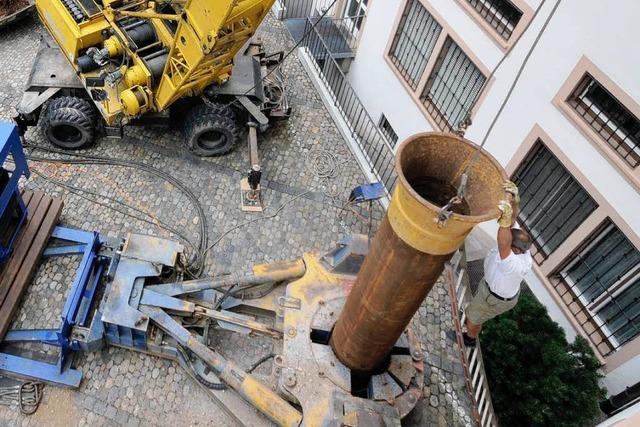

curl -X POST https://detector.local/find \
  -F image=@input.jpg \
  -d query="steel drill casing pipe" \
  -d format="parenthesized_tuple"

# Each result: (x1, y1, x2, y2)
(330, 132, 507, 373)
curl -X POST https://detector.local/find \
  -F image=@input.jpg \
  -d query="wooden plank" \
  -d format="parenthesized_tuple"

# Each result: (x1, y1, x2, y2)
(0, 195, 63, 340)
(0, 191, 48, 305)
(0, 190, 41, 280)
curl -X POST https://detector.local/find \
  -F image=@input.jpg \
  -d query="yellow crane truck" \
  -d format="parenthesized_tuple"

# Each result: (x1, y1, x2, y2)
(15, 0, 289, 157)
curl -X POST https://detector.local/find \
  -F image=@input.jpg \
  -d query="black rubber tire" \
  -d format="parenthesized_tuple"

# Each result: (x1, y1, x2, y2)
(41, 96, 97, 149)
(183, 104, 241, 157)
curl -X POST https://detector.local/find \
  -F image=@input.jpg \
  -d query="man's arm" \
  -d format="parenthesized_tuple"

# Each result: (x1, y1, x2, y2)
(497, 181, 520, 260)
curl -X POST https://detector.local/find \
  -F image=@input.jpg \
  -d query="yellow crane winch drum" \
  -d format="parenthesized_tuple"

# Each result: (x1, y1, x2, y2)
(330, 132, 508, 373)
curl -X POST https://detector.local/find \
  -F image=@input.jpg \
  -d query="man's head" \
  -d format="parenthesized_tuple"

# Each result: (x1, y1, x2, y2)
(511, 229, 532, 255)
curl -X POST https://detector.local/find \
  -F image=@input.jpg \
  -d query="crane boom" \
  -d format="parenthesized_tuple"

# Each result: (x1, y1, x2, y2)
(34, 0, 276, 124)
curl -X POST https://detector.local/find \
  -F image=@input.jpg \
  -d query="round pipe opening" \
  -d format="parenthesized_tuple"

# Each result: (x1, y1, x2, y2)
(396, 132, 507, 222)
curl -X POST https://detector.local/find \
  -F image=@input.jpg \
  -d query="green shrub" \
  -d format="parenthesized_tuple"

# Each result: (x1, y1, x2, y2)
(480, 292, 606, 427)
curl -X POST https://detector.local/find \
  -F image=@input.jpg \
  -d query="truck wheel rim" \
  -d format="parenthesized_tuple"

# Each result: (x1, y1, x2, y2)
(51, 124, 82, 144)
(197, 130, 227, 151)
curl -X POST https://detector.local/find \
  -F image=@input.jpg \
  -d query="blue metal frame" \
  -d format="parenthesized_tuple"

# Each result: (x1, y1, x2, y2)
(0, 123, 30, 263)
(349, 182, 385, 203)
(0, 226, 105, 387)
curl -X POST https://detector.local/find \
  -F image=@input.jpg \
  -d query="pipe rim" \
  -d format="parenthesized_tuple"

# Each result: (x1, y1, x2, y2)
(395, 132, 508, 224)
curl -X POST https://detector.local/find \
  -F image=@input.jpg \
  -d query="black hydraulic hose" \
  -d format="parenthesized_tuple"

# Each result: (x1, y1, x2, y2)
(23, 144, 209, 277)
(176, 346, 227, 391)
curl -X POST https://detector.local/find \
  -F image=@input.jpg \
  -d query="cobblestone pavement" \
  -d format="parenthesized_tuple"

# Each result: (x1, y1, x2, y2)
(0, 11, 472, 427)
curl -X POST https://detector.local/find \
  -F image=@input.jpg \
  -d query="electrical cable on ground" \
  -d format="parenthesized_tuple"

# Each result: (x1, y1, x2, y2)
(21, 145, 363, 276)
(202, 189, 312, 257)
(0, 381, 44, 415)
(28, 167, 201, 261)
(22, 143, 209, 277)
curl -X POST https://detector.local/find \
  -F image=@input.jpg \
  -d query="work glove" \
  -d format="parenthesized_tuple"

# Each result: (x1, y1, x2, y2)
(497, 200, 513, 228)
(503, 180, 520, 204)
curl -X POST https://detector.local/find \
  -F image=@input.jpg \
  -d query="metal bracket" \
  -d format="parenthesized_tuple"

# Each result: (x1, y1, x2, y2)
(0, 226, 105, 387)
(278, 296, 301, 310)
(238, 96, 269, 128)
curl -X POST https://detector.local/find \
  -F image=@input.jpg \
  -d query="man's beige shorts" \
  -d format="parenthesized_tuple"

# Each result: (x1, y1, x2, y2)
(465, 280, 519, 325)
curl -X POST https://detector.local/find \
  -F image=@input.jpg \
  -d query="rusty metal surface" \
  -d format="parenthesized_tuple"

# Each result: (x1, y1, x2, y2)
(330, 133, 507, 373)
(273, 250, 424, 427)
(330, 218, 453, 372)
(394, 132, 507, 222)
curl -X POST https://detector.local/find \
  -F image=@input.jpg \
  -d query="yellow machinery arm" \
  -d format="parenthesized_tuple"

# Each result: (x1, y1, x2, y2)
(150, 0, 275, 109)
(35, 0, 276, 125)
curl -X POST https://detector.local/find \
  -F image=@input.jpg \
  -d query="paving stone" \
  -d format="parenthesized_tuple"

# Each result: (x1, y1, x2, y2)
(430, 395, 439, 407)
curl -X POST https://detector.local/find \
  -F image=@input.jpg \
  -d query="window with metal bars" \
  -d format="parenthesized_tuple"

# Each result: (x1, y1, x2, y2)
(513, 140, 598, 263)
(378, 114, 399, 147)
(465, 0, 523, 40)
(388, 0, 442, 90)
(567, 74, 640, 168)
(555, 221, 640, 354)
(420, 37, 487, 131)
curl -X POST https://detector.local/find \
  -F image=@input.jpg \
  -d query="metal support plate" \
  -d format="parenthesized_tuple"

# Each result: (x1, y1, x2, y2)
(25, 44, 83, 91)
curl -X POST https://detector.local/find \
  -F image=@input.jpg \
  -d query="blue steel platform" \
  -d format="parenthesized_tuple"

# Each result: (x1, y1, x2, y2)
(0, 226, 105, 387)
(0, 123, 30, 264)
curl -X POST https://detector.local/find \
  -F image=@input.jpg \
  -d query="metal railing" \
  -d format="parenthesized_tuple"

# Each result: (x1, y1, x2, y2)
(308, 15, 362, 55)
(277, 0, 338, 20)
(446, 251, 499, 427)
(300, 17, 398, 192)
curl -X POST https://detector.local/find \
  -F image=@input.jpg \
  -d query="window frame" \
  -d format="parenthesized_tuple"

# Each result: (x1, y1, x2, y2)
(454, 0, 534, 50)
(385, 0, 493, 132)
(554, 56, 640, 192)
(512, 138, 599, 263)
(342, 0, 369, 38)
(557, 221, 640, 351)
(506, 124, 640, 368)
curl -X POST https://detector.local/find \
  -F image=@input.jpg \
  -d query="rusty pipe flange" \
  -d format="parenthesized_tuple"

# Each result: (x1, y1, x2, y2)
(306, 295, 425, 418)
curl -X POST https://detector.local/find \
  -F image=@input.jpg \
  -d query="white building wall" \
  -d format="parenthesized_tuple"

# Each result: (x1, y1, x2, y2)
(346, 0, 432, 143)
(346, 0, 640, 395)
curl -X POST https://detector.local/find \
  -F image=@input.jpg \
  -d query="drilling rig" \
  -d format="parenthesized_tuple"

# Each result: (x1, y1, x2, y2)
(0, 129, 509, 426)
(15, 0, 289, 157)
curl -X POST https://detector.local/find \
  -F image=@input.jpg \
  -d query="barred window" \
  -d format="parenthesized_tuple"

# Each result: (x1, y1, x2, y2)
(465, 0, 523, 40)
(557, 221, 640, 352)
(513, 140, 598, 262)
(420, 37, 487, 131)
(568, 74, 640, 168)
(378, 114, 399, 147)
(389, 0, 442, 90)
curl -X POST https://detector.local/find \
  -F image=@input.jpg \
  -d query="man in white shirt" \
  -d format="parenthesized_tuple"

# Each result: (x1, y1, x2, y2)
(463, 181, 533, 347)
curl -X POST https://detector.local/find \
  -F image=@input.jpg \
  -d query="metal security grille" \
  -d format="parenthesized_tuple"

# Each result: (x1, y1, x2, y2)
(420, 37, 487, 131)
(466, 0, 523, 40)
(277, 0, 338, 19)
(513, 140, 598, 263)
(554, 221, 640, 355)
(378, 115, 399, 148)
(568, 74, 640, 168)
(389, 0, 442, 90)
